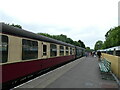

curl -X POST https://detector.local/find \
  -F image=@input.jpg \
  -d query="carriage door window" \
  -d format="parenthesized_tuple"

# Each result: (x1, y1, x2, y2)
(72, 48, 75, 55)
(43, 44, 47, 56)
(60, 46, 64, 56)
(0, 35, 8, 63)
(66, 47, 69, 55)
(70, 47, 72, 55)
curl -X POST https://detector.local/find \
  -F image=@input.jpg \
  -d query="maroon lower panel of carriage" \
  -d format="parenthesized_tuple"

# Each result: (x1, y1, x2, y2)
(0, 55, 75, 84)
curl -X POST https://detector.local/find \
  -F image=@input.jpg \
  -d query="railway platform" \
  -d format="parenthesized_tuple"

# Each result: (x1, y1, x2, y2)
(14, 56, 119, 88)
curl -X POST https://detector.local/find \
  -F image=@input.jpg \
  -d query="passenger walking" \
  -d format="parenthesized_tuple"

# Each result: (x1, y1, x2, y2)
(90, 52, 92, 56)
(85, 52, 88, 57)
(97, 51, 101, 61)
(92, 51, 95, 57)
(94, 51, 97, 57)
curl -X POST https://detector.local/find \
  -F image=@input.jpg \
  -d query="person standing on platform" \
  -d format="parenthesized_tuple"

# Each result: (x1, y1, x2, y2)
(97, 51, 101, 61)
(85, 52, 87, 57)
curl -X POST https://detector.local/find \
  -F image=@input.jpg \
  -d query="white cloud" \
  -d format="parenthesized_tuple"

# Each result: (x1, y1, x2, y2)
(0, 0, 119, 49)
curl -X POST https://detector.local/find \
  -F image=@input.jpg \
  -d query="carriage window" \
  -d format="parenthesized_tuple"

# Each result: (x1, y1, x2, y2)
(0, 35, 8, 63)
(60, 46, 64, 56)
(66, 47, 69, 55)
(70, 48, 72, 55)
(50, 44, 57, 57)
(43, 44, 47, 56)
(72, 48, 75, 55)
(22, 39, 38, 60)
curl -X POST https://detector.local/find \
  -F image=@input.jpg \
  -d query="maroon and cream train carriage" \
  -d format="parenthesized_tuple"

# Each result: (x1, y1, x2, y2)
(0, 23, 85, 89)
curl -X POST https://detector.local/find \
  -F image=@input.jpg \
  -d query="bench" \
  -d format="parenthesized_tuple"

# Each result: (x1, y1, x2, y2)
(98, 58, 111, 73)
(98, 59, 115, 80)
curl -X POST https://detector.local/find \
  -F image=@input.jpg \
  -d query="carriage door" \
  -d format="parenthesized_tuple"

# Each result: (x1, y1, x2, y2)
(42, 42, 49, 59)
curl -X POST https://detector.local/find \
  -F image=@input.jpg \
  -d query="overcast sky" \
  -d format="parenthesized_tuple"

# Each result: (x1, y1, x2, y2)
(0, 0, 119, 49)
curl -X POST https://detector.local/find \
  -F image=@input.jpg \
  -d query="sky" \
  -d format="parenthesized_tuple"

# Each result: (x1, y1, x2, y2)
(0, 0, 119, 49)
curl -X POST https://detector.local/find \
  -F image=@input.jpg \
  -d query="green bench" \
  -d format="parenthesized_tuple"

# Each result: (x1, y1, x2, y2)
(98, 58, 111, 73)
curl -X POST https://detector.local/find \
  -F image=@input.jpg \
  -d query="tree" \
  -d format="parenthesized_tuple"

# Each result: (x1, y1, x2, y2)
(37, 33, 52, 38)
(37, 33, 86, 47)
(78, 40, 85, 48)
(7, 23, 22, 29)
(104, 26, 120, 48)
(94, 40, 103, 50)
(86, 47, 91, 52)
(73, 41, 81, 46)
(94, 26, 120, 50)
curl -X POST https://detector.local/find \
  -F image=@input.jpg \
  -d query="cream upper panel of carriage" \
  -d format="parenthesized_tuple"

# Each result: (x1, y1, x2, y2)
(48, 42, 71, 58)
(0, 33, 73, 65)
(0, 33, 42, 65)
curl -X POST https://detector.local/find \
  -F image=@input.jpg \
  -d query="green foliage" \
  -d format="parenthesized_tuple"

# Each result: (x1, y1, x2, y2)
(94, 26, 120, 50)
(86, 47, 90, 50)
(73, 41, 81, 46)
(85, 47, 93, 52)
(37, 33, 86, 48)
(37, 33, 52, 38)
(104, 26, 120, 48)
(78, 40, 86, 48)
(94, 40, 103, 50)
(85, 47, 92, 52)
(7, 23, 22, 29)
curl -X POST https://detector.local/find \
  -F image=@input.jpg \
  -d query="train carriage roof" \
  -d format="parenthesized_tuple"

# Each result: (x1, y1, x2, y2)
(98, 46, 120, 52)
(75, 46, 85, 50)
(1, 23, 76, 47)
